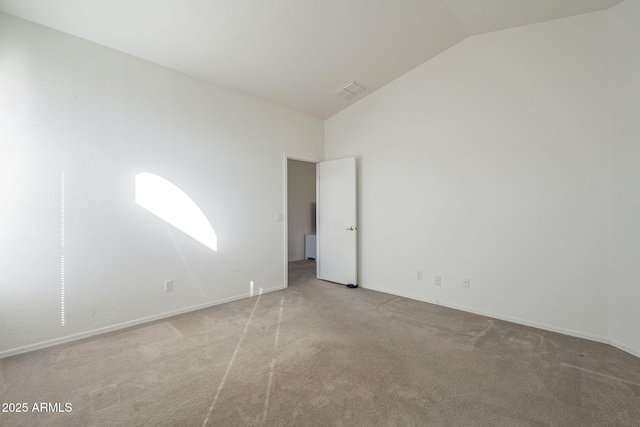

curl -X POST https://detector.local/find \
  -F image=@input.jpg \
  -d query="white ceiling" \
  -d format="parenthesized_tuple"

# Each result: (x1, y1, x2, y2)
(0, 0, 623, 119)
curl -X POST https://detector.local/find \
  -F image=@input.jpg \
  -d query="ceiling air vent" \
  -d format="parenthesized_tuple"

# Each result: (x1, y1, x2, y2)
(334, 80, 367, 100)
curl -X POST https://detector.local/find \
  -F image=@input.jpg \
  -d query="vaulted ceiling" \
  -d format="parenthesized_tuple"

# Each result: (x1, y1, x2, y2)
(0, 0, 623, 118)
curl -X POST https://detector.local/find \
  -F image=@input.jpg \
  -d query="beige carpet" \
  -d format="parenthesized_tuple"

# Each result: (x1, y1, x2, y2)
(1, 260, 639, 426)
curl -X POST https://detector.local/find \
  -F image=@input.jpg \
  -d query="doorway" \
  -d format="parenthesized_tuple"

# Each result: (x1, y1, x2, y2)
(286, 157, 317, 285)
(285, 155, 358, 287)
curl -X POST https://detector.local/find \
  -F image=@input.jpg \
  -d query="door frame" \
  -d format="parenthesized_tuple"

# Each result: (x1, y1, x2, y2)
(283, 153, 321, 288)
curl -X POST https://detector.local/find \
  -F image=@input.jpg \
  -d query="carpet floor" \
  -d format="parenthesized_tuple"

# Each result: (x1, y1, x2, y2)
(1, 260, 639, 426)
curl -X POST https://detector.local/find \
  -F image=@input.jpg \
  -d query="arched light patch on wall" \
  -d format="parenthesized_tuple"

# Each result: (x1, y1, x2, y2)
(135, 172, 217, 251)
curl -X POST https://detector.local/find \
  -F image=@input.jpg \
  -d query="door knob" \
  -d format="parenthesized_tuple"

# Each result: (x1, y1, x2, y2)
(346, 226, 357, 231)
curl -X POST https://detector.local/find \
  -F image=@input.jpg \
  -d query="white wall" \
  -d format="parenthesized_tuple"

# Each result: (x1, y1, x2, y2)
(0, 12, 324, 357)
(287, 160, 316, 261)
(609, 0, 640, 357)
(326, 12, 611, 342)
(3, 4, 638, 359)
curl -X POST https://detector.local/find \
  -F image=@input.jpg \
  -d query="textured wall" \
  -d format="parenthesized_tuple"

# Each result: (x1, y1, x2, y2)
(0, 12, 323, 356)
(608, 0, 640, 357)
(326, 12, 611, 342)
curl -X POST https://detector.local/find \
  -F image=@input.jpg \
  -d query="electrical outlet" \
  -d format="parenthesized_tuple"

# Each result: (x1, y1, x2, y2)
(463, 278, 470, 288)
(417, 271, 423, 280)
(164, 280, 173, 292)
(435, 276, 441, 286)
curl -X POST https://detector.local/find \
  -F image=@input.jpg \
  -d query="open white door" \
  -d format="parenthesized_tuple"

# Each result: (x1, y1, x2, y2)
(317, 157, 357, 285)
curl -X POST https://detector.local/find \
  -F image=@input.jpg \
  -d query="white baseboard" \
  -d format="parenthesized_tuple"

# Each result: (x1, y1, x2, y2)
(364, 285, 441, 306)
(610, 339, 640, 359)
(362, 285, 612, 345)
(5, 283, 638, 361)
(440, 300, 611, 344)
(0, 285, 286, 359)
